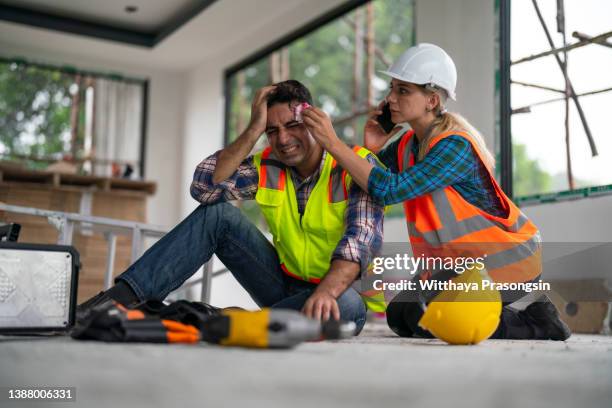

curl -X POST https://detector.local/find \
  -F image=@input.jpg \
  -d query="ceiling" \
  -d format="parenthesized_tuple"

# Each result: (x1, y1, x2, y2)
(0, 0, 355, 71)
(0, 0, 217, 46)
(0, 0, 349, 71)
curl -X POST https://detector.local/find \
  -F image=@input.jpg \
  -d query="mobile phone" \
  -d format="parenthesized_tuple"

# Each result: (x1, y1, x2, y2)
(376, 102, 395, 133)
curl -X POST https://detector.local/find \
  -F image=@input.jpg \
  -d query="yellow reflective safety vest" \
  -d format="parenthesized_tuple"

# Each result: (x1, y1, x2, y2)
(253, 146, 386, 311)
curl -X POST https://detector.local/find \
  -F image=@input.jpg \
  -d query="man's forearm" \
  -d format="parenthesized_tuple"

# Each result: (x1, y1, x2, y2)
(213, 126, 262, 183)
(213, 85, 275, 183)
(315, 259, 360, 298)
(328, 141, 375, 192)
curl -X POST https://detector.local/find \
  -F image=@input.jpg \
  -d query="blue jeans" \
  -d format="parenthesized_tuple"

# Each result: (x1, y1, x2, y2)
(117, 203, 367, 334)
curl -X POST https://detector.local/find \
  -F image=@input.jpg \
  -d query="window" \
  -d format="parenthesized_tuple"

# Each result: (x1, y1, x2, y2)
(509, 0, 612, 201)
(0, 58, 147, 179)
(225, 0, 414, 219)
(225, 0, 414, 145)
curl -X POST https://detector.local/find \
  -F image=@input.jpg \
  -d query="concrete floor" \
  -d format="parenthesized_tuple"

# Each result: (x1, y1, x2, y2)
(1, 322, 611, 408)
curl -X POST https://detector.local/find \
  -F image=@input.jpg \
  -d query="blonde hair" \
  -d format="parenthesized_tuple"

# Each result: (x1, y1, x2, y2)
(419, 88, 495, 170)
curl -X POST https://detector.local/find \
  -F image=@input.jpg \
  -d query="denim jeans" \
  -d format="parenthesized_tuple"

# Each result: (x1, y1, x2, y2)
(117, 202, 367, 334)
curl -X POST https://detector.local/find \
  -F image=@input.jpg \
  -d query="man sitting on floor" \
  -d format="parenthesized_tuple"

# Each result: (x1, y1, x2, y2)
(78, 80, 385, 335)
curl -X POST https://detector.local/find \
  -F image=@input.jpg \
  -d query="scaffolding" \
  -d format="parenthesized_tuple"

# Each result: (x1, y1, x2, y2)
(509, 0, 611, 191)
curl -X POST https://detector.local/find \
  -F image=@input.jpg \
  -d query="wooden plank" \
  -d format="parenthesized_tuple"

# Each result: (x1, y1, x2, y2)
(0, 165, 55, 184)
(0, 164, 156, 195)
(109, 178, 156, 194)
(0, 181, 149, 199)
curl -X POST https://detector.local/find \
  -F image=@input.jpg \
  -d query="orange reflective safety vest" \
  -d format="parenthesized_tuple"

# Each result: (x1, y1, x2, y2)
(397, 130, 542, 283)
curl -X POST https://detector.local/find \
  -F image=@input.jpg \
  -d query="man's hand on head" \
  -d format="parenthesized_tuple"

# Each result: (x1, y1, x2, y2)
(213, 85, 276, 184)
(248, 86, 277, 136)
(302, 289, 341, 322)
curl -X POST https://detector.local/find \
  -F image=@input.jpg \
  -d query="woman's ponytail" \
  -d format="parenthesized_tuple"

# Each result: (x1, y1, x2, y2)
(418, 97, 495, 170)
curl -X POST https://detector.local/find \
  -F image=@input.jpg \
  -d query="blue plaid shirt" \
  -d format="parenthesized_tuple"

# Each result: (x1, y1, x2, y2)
(191, 150, 384, 273)
(369, 134, 507, 217)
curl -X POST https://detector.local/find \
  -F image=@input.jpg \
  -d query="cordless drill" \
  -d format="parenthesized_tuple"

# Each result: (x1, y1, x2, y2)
(200, 308, 357, 348)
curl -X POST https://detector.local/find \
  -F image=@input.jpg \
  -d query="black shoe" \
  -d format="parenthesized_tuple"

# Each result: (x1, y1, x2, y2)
(386, 291, 435, 338)
(75, 291, 115, 321)
(523, 295, 572, 341)
(76, 280, 141, 321)
(76, 289, 138, 321)
(386, 298, 414, 338)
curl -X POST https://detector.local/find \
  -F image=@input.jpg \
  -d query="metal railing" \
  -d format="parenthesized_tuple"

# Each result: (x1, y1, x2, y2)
(0, 202, 226, 302)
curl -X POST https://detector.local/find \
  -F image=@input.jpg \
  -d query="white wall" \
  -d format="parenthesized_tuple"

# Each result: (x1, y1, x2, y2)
(179, 62, 225, 215)
(523, 196, 612, 282)
(0, 41, 185, 228)
(142, 72, 184, 227)
(524, 196, 612, 242)
(414, 0, 496, 149)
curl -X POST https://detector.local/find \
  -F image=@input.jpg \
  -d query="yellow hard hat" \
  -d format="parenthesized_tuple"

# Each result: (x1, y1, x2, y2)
(418, 266, 502, 345)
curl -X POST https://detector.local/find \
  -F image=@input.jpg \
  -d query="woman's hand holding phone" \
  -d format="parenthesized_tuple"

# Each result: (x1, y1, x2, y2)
(365, 101, 396, 153)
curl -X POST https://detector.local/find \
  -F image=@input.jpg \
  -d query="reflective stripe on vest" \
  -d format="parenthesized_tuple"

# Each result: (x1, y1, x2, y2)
(397, 130, 542, 283)
(328, 146, 361, 203)
(258, 148, 286, 190)
(407, 190, 533, 243)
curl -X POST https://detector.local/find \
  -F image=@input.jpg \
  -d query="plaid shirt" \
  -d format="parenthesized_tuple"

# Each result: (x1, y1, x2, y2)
(369, 134, 506, 217)
(191, 150, 384, 273)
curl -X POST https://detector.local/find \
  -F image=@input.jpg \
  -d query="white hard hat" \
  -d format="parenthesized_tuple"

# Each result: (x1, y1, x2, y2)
(380, 43, 457, 100)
